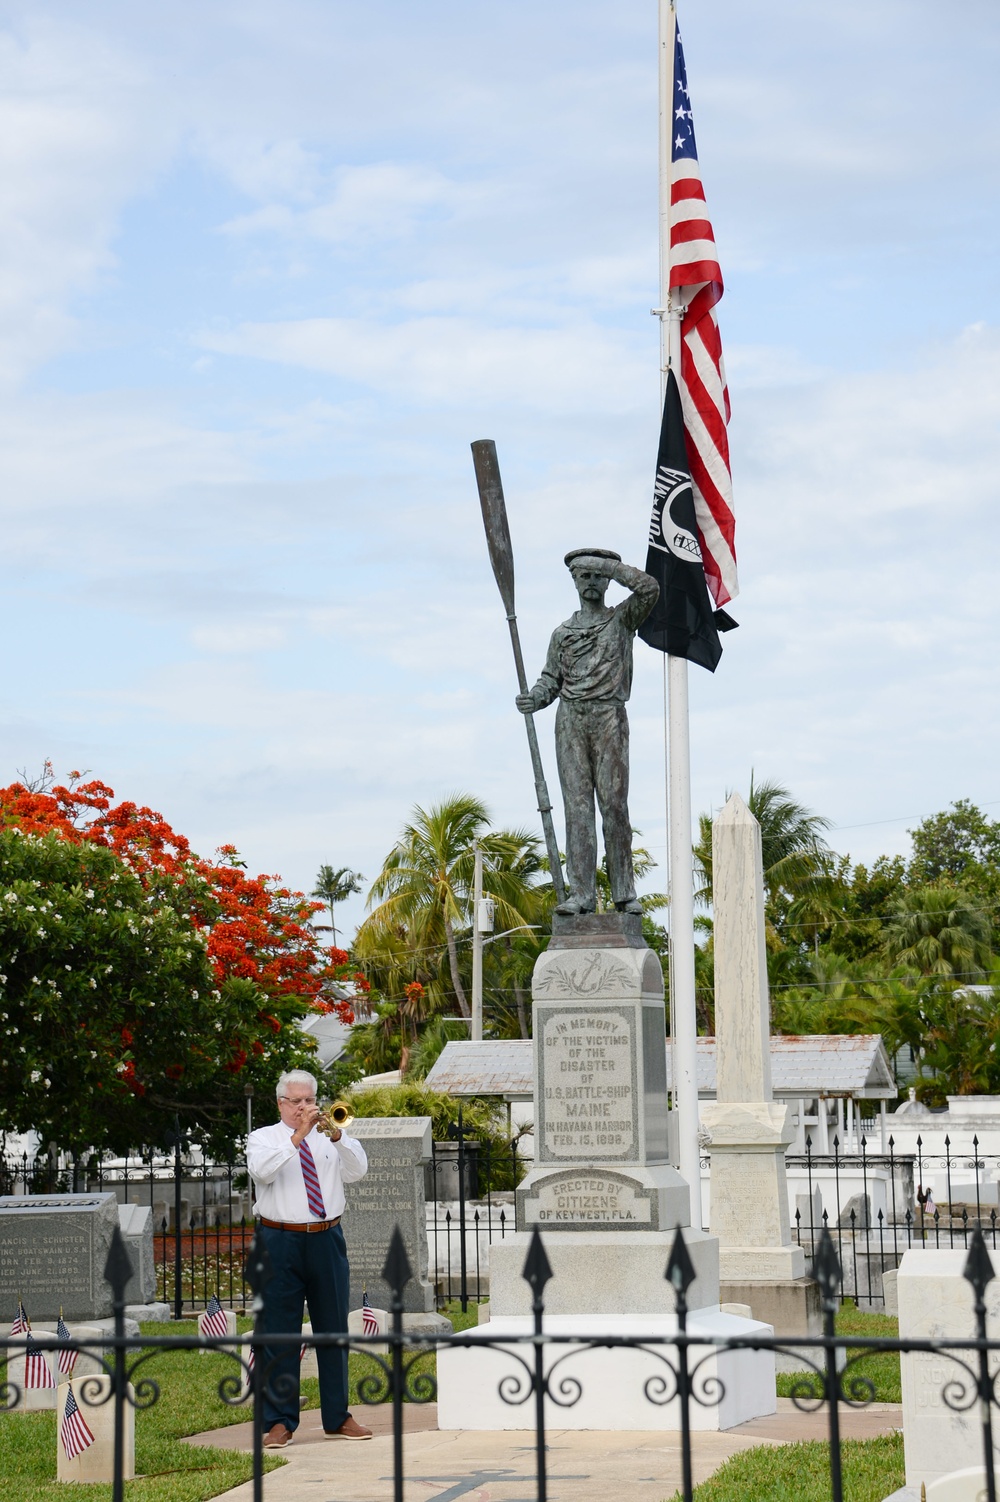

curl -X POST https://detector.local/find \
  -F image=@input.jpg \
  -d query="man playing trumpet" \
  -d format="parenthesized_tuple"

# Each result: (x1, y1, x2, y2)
(246, 1069, 371, 1446)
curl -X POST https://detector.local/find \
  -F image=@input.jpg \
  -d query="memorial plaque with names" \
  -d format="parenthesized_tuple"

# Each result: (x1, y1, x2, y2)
(343, 1118, 435, 1314)
(537, 1006, 638, 1162)
(0, 1193, 120, 1320)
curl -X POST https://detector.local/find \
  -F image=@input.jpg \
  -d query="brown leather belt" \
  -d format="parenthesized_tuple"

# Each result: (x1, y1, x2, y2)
(259, 1216, 340, 1233)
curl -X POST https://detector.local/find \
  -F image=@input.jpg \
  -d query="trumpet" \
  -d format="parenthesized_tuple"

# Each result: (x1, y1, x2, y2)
(316, 1100, 354, 1136)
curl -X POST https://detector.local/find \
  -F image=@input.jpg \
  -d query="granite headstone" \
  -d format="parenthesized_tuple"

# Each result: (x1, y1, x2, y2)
(343, 1118, 435, 1314)
(0, 1193, 120, 1320)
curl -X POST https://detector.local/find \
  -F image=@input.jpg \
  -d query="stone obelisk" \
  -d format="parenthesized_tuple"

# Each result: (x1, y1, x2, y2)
(700, 792, 818, 1335)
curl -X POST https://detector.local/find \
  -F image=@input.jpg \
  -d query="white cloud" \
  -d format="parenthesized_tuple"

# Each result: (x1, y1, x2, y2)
(199, 315, 648, 413)
(0, 18, 176, 384)
(221, 162, 467, 245)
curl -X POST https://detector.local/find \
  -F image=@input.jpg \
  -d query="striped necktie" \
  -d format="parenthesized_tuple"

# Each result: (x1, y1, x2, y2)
(298, 1138, 327, 1219)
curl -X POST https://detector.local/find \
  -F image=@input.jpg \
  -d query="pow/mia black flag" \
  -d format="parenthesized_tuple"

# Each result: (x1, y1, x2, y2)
(638, 369, 737, 673)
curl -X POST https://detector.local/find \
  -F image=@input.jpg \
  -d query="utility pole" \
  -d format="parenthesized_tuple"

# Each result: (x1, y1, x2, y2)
(471, 842, 484, 1041)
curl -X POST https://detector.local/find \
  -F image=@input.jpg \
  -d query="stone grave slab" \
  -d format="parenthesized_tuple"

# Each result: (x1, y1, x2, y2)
(0, 1193, 121, 1320)
(343, 1118, 435, 1313)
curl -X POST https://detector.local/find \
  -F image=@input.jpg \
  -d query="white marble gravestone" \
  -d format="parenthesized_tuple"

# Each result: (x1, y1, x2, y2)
(897, 1248, 999, 1491)
(56, 1375, 135, 1484)
(5, 1322, 105, 1410)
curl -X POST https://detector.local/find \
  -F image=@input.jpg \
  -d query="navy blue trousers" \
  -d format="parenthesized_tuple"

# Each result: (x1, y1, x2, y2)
(258, 1223, 350, 1433)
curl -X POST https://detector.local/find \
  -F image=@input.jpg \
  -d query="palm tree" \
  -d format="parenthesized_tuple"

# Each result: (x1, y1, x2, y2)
(312, 865, 364, 947)
(356, 795, 539, 1020)
(883, 884, 991, 980)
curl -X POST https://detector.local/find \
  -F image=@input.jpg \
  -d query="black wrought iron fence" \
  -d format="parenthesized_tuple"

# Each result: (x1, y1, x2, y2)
(5, 1124, 996, 1317)
(3, 1219, 999, 1502)
(787, 1129, 1000, 1307)
(0, 1127, 528, 1317)
(426, 1130, 526, 1310)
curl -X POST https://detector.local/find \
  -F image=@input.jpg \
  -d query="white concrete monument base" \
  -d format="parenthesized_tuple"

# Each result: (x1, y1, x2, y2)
(488, 1229, 721, 1315)
(436, 1310, 776, 1431)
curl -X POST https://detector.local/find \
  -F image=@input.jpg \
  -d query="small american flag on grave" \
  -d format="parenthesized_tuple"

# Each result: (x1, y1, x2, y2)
(199, 1295, 230, 1340)
(24, 1333, 56, 1390)
(56, 1313, 78, 1376)
(59, 1384, 96, 1462)
(362, 1292, 380, 1337)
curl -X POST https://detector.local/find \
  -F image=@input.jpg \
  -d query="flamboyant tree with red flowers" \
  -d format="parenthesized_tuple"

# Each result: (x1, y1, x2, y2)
(0, 767, 358, 1156)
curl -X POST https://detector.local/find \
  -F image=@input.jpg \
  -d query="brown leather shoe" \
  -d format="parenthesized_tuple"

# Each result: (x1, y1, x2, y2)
(263, 1422, 294, 1448)
(324, 1414, 372, 1440)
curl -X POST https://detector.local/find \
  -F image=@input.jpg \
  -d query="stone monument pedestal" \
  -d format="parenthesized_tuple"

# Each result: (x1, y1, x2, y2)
(700, 1100, 805, 1284)
(436, 913, 777, 1431)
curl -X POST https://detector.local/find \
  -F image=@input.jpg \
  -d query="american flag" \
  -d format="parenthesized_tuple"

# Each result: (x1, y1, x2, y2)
(668, 17, 737, 609)
(56, 1314, 78, 1376)
(199, 1294, 229, 1340)
(59, 1384, 96, 1462)
(361, 1292, 379, 1338)
(11, 1298, 29, 1336)
(24, 1332, 56, 1389)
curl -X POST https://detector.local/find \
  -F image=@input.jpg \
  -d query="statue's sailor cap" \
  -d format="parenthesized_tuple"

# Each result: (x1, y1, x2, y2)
(564, 547, 622, 570)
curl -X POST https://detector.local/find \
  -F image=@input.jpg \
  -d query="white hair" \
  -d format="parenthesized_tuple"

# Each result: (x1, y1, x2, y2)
(276, 1069, 318, 1101)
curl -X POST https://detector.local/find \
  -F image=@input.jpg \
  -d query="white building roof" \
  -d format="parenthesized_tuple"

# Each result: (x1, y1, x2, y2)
(424, 1033, 895, 1101)
(664, 1034, 896, 1100)
(424, 1041, 533, 1099)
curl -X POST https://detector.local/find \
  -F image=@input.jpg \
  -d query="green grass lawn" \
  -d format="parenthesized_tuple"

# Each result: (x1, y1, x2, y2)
(0, 1304, 471, 1502)
(776, 1301, 901, 1404)
(0, 1325, 284, 1502)
(668, 1435, 905, 1502)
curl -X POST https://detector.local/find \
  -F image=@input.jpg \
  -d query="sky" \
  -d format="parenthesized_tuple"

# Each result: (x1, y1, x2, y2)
(1, 0, 999, 940)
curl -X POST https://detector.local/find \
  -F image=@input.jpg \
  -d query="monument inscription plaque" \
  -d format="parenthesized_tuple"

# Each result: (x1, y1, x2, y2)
(522, 1168, 654, 1227)
(538, 1006, 638, 1161)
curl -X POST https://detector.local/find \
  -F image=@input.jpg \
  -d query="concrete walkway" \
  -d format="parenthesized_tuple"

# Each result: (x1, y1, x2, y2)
(187, 1400, 903, 1502)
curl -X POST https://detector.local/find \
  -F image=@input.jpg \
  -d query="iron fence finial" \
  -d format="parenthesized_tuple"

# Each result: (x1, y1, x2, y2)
(964, 1225, 996, 1301)
(521, 1228, 553, 1299)
(382, 1226, 413, 1297)
(665, 1225, 696, 1301)
(243, 1232, 272, 1309)
(813, 1226, 842, 1308)
(103, 1225, 134, 1303)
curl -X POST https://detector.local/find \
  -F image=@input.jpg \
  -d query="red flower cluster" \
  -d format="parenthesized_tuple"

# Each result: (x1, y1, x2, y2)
(0, 775, 354, 1027)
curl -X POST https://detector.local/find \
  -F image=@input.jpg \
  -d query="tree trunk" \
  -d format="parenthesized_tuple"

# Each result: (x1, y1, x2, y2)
(444, 915, 470, 1017)
(514, 982, 529, 1039)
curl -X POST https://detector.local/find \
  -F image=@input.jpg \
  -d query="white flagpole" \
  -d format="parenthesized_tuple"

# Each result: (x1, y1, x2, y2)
(658, 0, 703, 1227)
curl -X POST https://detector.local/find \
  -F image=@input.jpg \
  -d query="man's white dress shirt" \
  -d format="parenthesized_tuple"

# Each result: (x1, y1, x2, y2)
(247, 1120, 368, 1221)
